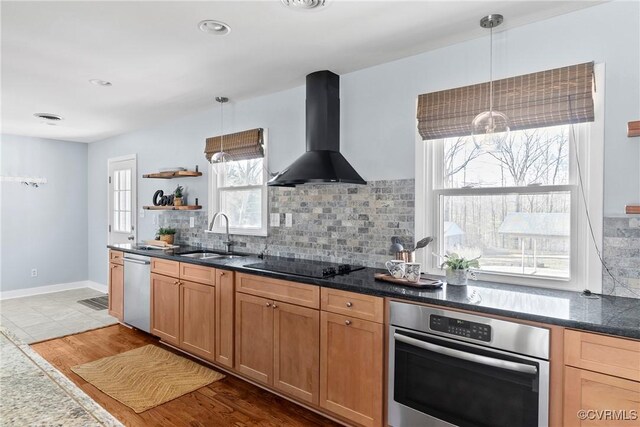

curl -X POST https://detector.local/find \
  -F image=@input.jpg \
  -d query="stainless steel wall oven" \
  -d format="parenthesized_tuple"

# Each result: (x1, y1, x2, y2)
(388, 301, 550, 427)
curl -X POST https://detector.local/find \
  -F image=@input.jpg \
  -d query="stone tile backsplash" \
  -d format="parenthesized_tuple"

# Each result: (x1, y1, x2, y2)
(602, 216, 640, 298)
(159, 179, 639, 298)
(159, 179, 415, 268)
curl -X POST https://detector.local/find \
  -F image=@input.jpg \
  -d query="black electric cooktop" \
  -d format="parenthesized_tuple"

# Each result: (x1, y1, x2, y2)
(245, 258, 365, 279)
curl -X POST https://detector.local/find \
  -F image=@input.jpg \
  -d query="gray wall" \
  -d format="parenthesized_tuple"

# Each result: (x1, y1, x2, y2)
(80, 1, 638, 286)
(0, 134, 88, 292)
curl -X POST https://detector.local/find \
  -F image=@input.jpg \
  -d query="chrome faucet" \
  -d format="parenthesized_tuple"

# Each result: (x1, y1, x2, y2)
(209, 212, 235, 253)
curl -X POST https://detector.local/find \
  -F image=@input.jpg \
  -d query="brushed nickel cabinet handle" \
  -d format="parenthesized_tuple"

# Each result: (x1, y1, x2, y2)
(219, 271, 226, 277)
(346, 302, 353, 307)
(266, 302, 271, 307)
(345, 320, 352, 326)
(272, 304, 278, 309)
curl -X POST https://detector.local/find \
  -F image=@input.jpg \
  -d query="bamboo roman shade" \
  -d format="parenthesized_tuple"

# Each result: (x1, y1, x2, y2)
(417, 62, 595, 140)
(205, 128, 264, 162)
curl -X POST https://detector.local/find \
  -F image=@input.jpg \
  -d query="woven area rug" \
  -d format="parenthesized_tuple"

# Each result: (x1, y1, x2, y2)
(71, 345, 224, 413)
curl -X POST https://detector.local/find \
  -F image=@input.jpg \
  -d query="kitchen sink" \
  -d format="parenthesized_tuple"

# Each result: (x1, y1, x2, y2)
(177, 250, 243, 260)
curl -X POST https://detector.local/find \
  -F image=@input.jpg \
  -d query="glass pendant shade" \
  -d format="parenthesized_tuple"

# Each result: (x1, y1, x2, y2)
(472, 14, 509, 149)
(211, 96, 230, 167)
(210, 151, 231, 164)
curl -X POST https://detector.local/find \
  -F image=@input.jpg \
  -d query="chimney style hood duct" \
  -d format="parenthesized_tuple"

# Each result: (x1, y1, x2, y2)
(267, 70, 366, 187)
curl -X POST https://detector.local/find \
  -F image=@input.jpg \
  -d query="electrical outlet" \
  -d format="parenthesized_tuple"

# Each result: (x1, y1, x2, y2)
(139, 208, 145, 218)
(190, 217, 195, 228)
(270, 213, 280, 227)
(285, 213, 293, 227)
(153, 214, 159, 225)
(31, 268, 38, 277)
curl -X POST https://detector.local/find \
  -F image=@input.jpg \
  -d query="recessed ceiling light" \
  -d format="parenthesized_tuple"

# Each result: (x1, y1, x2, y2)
(33, 113, 63, 122)
(198, 20, 231, 35)
(89, 79, 112, 87)
(281, 0, 326, 9)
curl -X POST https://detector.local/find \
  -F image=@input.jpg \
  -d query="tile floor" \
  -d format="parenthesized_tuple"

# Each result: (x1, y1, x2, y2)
(0, 288, 118, 344)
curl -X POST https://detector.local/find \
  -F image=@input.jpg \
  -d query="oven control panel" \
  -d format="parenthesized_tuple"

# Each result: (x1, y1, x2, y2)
(430, 314, 492, 342)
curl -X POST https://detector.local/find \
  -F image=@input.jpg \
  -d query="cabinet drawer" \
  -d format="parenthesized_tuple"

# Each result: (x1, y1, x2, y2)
(236, 273, 319, 309)
(179, 262, 216, 286)
(321, 288, 383, 323)
(109, 250, 124, 265)
(151, 258, 180, 278)
(565, 329, 640, 381)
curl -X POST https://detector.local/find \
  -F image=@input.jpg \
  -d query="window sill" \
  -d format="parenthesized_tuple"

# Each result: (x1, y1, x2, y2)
(205, 228, 267, 237)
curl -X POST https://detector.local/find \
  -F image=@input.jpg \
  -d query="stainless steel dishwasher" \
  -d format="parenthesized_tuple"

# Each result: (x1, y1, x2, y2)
(123, 253, 151, 333)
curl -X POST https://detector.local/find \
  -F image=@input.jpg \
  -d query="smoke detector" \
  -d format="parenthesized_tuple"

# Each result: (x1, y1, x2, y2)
(281, 0, 326, 10)
(33, 113, 63, 123)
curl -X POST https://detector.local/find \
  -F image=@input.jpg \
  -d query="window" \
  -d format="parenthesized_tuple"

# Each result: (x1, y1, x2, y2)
(415, 63, 604, 291)
(438, 126, 574, 280)
(209, 157, 268, 236)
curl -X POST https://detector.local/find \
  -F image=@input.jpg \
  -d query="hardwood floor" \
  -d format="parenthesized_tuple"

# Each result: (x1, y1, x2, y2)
(31, 325, 339, 427)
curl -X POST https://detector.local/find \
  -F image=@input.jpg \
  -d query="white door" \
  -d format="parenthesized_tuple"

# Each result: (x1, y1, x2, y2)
(108, 155, 137, 245)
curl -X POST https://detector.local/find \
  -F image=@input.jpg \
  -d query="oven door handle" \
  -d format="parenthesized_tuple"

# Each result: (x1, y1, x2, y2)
(394, 332, 538, 375)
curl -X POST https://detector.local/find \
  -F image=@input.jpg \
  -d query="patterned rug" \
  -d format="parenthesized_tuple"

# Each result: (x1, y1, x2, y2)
(71, 345, 224, 413)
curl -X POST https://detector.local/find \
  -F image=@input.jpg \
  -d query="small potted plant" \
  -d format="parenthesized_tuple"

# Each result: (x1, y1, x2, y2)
(440, 252, 480, 286)
(157, 227, 176, 245)
(173, 185, 184, 206)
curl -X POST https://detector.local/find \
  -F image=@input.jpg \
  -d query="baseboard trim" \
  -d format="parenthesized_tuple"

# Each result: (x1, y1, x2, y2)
(0, 280, 107, 300)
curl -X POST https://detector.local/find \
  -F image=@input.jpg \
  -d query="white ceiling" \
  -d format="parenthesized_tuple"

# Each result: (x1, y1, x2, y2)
(1, 0, 601, 143)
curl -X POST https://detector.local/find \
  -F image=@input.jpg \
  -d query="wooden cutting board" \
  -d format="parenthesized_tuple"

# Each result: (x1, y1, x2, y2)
(374, 273, 443, 289)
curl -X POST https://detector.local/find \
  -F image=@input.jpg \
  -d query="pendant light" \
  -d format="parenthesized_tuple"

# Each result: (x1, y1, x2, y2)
(472, 14, 510, 147)
(211, 96, 232, 164)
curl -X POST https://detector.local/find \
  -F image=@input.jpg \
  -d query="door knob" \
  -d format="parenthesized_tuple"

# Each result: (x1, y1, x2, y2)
(346, 301, 353, 307)
(345, 320, 352, 326)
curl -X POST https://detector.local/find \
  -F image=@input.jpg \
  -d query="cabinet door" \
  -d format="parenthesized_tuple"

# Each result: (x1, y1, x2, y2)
(273, 301, 320, 404)
(108, 263, 124, 321)
(235, 292, 274, 385)
(180, 280, 215, 362)
(215, 270, 234, 368)
(320, 312, 384, 427)
(564, 366, 640, 427)
(150, 272, 180, 346)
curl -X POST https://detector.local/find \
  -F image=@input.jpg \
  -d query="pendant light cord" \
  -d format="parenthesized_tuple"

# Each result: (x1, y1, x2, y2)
(489, 24, 494, 118)
(220, 100, 225, 154)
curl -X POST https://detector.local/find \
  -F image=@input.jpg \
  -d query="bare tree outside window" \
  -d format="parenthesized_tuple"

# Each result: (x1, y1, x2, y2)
(438, 125, 572, 278)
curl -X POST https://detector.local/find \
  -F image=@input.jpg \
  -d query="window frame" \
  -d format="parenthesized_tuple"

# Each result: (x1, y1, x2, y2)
(207, 131, 268, 237)
(415, 64, 604, 293)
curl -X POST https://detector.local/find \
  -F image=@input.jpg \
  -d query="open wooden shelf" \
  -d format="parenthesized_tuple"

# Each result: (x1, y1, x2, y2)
(625, 205, 640, 214)
(143, 170, 202, 179)
(143, 205, 202, 211)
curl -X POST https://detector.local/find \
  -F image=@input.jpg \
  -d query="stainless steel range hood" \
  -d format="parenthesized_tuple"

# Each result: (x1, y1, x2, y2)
(267, 70, 366, 187)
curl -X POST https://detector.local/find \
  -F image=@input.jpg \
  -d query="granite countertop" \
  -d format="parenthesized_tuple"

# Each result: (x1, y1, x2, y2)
(0, 327, 122, 427)
(110, 244, 640, 340)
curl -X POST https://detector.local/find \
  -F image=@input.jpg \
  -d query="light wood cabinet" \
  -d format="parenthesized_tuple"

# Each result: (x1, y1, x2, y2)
(180, 280, 215, 362)
(109, 250, 124, 265)
(235, 292, 274, 385)
(321, 288, 384, 323)
(151, 258, 180, 277)
(215, 269, 235, 368)
(564, 366, 640, 426)
(320, 311, 384, 427)
(108, 262, 124, 321)
(180, 262, 216, 286)
(565, 329, 640, 382)
(273, 301, 320, 404)
(236, 273, 320, 309)
(150, 272, 180, 346)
